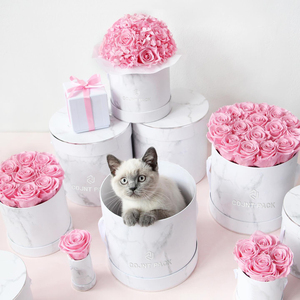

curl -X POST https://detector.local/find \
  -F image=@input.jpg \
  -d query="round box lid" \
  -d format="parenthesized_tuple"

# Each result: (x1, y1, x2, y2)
(0, 250, 28, 299)
(283, 185, 300, 225)
(49, 107, 131, 144)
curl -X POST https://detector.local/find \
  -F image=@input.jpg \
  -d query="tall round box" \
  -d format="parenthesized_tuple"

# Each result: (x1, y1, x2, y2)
(49, 107, 133, 206)
(208, 146, 300, 234)
(281, 185, 300, 278)
(98, 161, 198, 291)
(0, 187, 72, 257)
(0, 251, 33, 300)
(133, 89, 209, 183)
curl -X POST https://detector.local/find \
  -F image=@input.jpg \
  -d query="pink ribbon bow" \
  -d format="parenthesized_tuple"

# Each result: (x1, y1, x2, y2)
(66, 74, 104, 132)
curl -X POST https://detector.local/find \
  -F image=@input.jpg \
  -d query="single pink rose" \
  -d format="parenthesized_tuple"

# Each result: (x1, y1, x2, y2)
(41, 164, 64, 180)
(276, 135, 299, 164)
(59, 229, 91, 260)
(14, 167, 37, 184)
(116, 28, 135, 48)
(287, 127, 300, 141)
(254, 140, 278, 167)
(1, 159, 19, 175)
(233, 239, 260, 271)
(232, 120, 253, 136)
(247, 113, 269, 127)
(227, 105, 243, 120)
(35, 175, 60, 201)
(15, 151, 37, 167)
(12, 182, 42, 208)
(257, 103, 270, 116)
(268, 105, 287, 119)
(207, 124, 232, 145)
(0, 172, 12, 184)
(282, 113, 300, 128)
(208, 112, 233, 127)
(244, 253, 279, 282)
(137, 47, 160, 66)
(218, 134, 240, 161)
(269, 244, 293, 278)
(234, 140, 260, 167)
(245, 126, 269, 143)
(251, 231, 279, 252)
(0, 182, 18, 207)
(265, 119, 287, 140)
(235, 102, 258, 117)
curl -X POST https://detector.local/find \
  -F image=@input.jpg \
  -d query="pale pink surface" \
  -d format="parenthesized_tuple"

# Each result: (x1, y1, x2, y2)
(0, 133, 300, 299)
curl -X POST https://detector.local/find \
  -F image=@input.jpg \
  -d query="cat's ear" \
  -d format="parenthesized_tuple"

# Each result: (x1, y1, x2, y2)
(107, 155, 122, 176)
(142, 147, 158, 171)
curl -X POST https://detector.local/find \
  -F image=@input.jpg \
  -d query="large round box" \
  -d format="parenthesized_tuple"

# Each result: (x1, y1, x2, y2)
(109, 68, 171, 123)
(208, 146, 300, 234)
(133, 89, 209, 183)
(281, 185, 300, 278)
(0, 251, 33, 300)
(0, 187, 72, 257)
(98, 161, 198, 291)
(49, 107, 133, 206)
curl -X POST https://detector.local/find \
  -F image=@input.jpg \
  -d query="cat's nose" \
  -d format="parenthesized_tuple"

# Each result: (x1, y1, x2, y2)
(129, 186, 137, 191)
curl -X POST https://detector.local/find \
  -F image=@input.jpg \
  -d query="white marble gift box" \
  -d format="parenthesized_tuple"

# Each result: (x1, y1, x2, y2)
(281, 185, 300, 278)
(133, 88, 209, 183)
(0, 186, 72, 257)
(207, 146, 300, 234)
(63, 77, 110, 133)
(98, 161, 198, 292)
(234, 268, 287, 300)
(49, 107, 133, 206)
(0, 251, 33, 300)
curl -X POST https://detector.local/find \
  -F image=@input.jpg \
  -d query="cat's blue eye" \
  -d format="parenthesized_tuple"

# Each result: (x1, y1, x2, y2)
(120, 178, 128, 185)
(138, 175, 146, 182)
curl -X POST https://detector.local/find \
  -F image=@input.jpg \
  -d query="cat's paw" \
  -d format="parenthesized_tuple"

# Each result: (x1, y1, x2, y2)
(123, 209, 140, 226)
(139, 212, 157, 227)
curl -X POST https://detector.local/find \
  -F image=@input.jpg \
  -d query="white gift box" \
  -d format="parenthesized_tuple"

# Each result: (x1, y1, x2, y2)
(49, 107, 133, 206)
(68, 254, 96, 291)
(0, 251, 33, 300)
(98, 161, 198, 291)
(207, 145, 300, 234)
(280, 185, 300, 278)
(0, 186, 72, 257)
(63, 77, 110, 133)
(235, 268, 287, 300)
(133, 88, 209, 183)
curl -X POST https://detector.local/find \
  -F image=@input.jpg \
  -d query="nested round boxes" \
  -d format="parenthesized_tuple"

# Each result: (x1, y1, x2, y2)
(49, 107, 133, 206)
(281, 185, 300, 278)
(98, 161, 198, 291)
(133, 89, 209, 183)
(208, 146, 299, 234)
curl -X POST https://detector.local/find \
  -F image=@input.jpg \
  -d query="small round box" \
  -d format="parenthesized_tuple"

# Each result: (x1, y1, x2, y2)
(133, 88, 209, 183)
(281, 185, 300, 278)
(0, 251, 33, 300)
(98, 161, 198, 291)
(49, 107, 133, 206)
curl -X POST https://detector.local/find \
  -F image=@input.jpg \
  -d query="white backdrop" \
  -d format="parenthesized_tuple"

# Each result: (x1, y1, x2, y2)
(1, 0, 300, 132)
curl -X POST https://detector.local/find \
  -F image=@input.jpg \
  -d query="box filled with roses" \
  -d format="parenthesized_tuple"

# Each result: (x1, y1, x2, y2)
(0, 151, 72, 257)
(206, 102, 300, 234)
(93, 13, 181, 123)
(233, 231, 293, 300)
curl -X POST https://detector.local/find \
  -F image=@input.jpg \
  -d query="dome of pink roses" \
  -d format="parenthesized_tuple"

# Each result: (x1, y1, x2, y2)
(99, 14, 177, 68)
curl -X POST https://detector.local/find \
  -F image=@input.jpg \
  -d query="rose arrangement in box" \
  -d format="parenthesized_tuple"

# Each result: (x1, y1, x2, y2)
(99, 13, 177, 68)
(0, 151, 64, 208)
(207, 102, 300, 167)
(233, 231, 293, 282)
(59, 229, 92, 260)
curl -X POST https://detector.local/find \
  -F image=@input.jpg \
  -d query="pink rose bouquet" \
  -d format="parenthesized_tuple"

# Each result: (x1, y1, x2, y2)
(207, 102, 300, 167)
(0, 151, 64, 208)
(233, 231, 293, 282)
(99, 14, 177, 68)
(59, 229, 92, 260)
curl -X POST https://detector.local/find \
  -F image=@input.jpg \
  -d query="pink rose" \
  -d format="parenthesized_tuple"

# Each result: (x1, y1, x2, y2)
(277, 135, 299, 164)
(257, 103, 270, 116)
(35, 175, 60, 201)
(218, 134, 240, 161)
(12, 182, 42, 208)
(1, 159, 19, 175)
(14, 167, 37, 184)
(227, 105, 243, 120)
(41, 164, 64, 180)
(244, 253, 279, 282)
(207, 124, 232, 145)
(0, 172, 12, 184)
(247, 113, 268, 127)
(116, 28, 135, 48)
(245, 126, 269, 143)
(269, 244, 293, 278)
(251, 231, 279, 252)
(265, 119, 287, 140)
(0, 182, 18, 207)
(287, 127, 300, 141)
(59, 229, 91, 260)
(14, 151, 37, 167)
(234, 140, 260, 166)
(254, 140, 278, 168)
(208, 112, 233, 127)
(232, 120, 252, 136)
(282, 113, 300, 128)
(137, 47, 160, 66)
(236, 102, 257, 117)
(268, 105, 287, 119)
(233, 239, 260, 271)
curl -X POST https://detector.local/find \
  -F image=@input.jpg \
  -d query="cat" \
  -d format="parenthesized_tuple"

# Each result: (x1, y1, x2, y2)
(106, 147, 186, 227)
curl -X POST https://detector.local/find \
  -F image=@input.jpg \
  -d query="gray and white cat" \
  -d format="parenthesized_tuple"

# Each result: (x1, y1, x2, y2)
(107, 147, 186, 227)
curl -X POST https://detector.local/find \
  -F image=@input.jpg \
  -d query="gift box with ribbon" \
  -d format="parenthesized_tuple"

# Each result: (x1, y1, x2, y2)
(63, 74, 110, 133)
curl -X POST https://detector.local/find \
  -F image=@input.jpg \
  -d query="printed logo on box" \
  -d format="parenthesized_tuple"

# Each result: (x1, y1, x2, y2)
(145, 251, 154, 260)
(87, 175, 96, 184)
(232, 200, 275, 209)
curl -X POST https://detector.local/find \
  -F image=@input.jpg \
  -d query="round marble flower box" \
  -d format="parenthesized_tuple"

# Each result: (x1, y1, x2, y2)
(235, 268, 287, 300)
(49, 107, 133, 206)
(0, 251, 33, 300)
(133, 89, 209, 183)
(109, 68, 171, 123)
(98, 161, 198, 291)
(0, 186, 72, 257)
(208, 145, 300, 234)
(281, 185, 300, 278)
